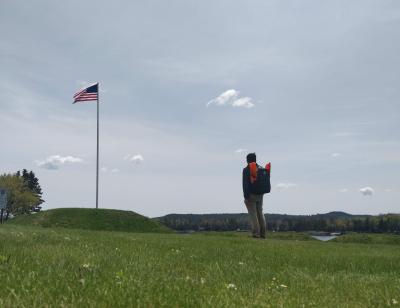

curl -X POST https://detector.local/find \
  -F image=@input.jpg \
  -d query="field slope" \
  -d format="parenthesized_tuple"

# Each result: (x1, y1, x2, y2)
(7, 208, 170, 233)
(0, 224, 399, 307)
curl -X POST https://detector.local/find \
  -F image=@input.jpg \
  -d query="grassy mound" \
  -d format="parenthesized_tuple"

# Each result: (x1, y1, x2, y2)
(8, 208, 171, 233)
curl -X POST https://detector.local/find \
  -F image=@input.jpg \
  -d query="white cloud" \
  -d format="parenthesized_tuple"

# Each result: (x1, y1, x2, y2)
(232, 97, 253, 108)
(384, 188, 392, 192)
(36, 155, 83, 170)
(124, 154, 144, 164)
(276, 182, 297, 190)
(331, 152, 341, 158)
(206, 89, 255, 108)
(235, 148, 248, 154)
(339, 188, 348, 193)
(360, 186, 374, 196)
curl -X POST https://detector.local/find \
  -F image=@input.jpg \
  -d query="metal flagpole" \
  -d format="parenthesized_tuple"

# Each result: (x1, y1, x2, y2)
(96, 83, 99, 209)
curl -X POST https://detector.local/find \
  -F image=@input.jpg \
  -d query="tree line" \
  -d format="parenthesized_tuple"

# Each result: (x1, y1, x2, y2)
(0, 169, 44, 220)
(157, 212, 400, 234)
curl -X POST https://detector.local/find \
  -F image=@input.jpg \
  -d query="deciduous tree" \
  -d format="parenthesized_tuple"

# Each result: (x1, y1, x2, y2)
(0, 173, 39, 219)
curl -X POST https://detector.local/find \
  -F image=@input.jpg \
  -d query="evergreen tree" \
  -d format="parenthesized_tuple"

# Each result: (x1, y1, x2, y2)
(17, 169, 44, 212)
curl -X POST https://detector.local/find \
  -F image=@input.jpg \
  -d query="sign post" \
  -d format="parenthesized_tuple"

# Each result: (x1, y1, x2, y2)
(0, 188, 7, 224)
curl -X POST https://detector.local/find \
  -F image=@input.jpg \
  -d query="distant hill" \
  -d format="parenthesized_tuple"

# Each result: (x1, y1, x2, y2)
(8, 208, 171, 233)
(158, 211, 365, 222)
(155, 211, 398, 233)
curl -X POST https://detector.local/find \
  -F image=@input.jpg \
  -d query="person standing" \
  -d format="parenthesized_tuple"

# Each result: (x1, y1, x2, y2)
(242, 153, 268, 239)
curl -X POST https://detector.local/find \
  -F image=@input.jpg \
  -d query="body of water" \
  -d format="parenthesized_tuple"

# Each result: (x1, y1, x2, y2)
(311, 235, 337, 241)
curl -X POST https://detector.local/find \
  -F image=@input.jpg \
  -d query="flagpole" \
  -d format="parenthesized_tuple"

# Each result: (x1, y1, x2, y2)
(96, 83, 99, 209)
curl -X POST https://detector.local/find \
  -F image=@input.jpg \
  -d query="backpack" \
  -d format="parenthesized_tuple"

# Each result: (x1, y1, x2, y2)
(249, 163, 271, 195)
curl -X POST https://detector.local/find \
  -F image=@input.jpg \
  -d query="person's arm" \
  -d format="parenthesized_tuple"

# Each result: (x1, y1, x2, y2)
(242, 168, 250, 200)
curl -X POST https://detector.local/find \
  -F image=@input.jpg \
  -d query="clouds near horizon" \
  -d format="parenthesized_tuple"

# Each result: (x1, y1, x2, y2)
(36, 155, 83, 170)
(124, 154, 144, 164)
(360, 187, 374, 196)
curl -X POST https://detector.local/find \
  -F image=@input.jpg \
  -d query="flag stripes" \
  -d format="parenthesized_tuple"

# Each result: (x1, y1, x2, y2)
(73, 83, 99, 103)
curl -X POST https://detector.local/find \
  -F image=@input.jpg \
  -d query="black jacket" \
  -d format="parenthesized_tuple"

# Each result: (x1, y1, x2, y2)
(242, 164, 261, 200)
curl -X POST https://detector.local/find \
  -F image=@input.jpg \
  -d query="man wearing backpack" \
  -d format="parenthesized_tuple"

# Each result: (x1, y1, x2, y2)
(242, 153, 271, 239)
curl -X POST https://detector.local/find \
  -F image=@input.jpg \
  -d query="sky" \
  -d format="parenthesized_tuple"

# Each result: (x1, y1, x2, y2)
(1, 0, 399, 217)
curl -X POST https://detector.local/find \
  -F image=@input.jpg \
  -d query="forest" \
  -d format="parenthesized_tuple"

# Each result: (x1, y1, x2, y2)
(157, 211, 400, 233)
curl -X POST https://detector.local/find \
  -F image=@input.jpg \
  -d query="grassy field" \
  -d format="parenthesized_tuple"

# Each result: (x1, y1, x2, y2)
(1, 223, 399, 307)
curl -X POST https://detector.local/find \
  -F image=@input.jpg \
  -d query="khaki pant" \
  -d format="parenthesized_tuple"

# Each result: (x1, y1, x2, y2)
(245, 194, 266, 238)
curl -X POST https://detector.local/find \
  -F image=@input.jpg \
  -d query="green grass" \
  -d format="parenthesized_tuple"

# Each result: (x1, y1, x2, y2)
(8, 208, 171, 233)
(200, 230, 316, 242)
(332, 232, 400, 245)
(0, 224, 399, 307)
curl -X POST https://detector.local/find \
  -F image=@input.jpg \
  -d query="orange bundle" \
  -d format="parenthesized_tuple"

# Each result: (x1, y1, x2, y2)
(249, 162, 258, 183)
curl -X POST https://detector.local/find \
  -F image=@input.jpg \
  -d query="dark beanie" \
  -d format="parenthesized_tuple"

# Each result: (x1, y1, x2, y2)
(246, 153, 256, 163)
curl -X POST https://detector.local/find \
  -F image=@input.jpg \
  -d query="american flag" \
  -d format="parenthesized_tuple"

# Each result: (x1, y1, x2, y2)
(73, 83, 99, 103)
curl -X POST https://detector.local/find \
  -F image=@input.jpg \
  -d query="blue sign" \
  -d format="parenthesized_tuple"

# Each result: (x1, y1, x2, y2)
(0, 188, 7, 209)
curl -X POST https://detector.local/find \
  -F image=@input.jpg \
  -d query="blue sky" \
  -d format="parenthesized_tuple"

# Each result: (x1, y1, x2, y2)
(1, 0, 399, 217)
